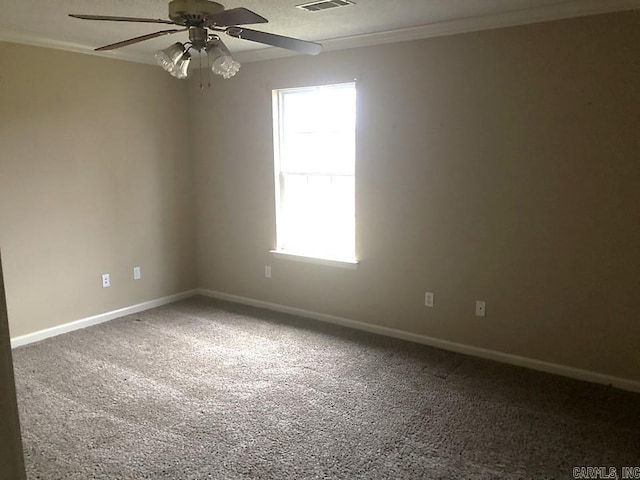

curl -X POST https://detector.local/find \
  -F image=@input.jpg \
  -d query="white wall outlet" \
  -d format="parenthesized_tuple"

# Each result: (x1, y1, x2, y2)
(475, 300, 486, 317)
(265, 266, 272, 278)
(133, 267, 141, 280)
(424, 292, 434, 307)
(102, 274, 111, 288)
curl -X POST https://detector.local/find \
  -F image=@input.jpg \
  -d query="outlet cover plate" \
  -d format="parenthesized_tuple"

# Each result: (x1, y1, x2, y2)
(424, 292, 434, 307)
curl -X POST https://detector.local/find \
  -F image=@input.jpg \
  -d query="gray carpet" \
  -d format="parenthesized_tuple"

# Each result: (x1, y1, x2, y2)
(12, 296, 640, 479)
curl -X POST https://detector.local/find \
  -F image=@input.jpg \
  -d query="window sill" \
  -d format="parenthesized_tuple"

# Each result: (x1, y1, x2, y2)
(269, 250, 359, 270)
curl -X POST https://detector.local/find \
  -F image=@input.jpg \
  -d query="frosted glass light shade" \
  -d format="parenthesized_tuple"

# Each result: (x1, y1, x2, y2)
(170, 54, 191, 79)
(155, 43, 188, 75)
(207, 46, 241, 79)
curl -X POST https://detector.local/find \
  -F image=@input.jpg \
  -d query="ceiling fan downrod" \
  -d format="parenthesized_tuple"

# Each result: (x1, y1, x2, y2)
(168, 0, 225, 26)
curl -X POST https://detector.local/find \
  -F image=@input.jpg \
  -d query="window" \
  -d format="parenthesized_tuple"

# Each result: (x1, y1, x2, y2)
(272, 82, 356, 264)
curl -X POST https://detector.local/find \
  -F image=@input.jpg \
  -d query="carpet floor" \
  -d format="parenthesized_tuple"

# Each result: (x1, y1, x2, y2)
(12, 296, 640, 479)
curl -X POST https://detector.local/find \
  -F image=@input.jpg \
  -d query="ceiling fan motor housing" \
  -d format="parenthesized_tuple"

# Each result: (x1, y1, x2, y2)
(169, 0, 225, 25)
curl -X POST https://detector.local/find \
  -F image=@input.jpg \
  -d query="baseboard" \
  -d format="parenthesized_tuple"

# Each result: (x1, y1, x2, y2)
(11, 290, 198, 348)
(197, 289, 640, 394)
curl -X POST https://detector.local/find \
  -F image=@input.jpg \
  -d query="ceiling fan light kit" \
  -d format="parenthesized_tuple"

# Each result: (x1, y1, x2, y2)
(70, 0, 322, 82)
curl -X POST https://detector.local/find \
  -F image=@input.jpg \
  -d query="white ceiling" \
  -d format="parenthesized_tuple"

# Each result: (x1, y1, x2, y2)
(0, 0, 638, 64)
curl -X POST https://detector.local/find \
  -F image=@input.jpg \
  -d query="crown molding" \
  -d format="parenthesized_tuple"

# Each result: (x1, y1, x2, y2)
(1, 0, 639, 66)
(0, 28, 155, 65)
(235, 0, 640, 63)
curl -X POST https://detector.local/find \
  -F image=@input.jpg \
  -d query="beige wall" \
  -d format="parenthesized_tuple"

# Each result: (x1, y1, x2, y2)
(190, 12, 640, 381)
(0, 43, 197, 338)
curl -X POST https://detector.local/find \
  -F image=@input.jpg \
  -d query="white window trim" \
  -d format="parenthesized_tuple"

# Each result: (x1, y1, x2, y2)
(269, 250, 359, 270)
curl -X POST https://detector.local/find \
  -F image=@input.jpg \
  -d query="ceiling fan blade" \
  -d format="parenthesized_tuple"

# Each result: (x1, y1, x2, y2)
(208, 8, 268, 27)
(95, 29, 187, 51)
(69, 14, 178, 25)
(226, 27, 321, 55)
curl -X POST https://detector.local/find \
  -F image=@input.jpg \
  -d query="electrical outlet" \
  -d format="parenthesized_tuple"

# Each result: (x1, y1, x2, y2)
(424, 292, 434, 307)
(475, 300, 486, 317)
(102, 274, 111, 288)
(133, 267, 141, 280)
(265, 266, 272, 278)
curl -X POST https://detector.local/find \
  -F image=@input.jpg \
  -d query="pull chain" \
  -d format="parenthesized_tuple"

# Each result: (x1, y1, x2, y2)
(199, 52, 203, 90)
(208, 50, 212, 89)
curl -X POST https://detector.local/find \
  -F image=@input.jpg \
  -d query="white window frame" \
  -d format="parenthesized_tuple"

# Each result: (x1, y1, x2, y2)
(271, 82, 358, 269)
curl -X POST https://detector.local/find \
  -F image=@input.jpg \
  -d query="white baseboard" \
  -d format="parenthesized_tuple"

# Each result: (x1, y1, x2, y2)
(11, 290, 197, 348)
(198, 289, 640, 394)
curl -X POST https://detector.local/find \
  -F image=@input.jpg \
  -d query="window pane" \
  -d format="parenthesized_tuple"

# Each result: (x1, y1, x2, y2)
(281, 85, 356, 135)
(281, 131, 354, 175)
(274, 82, 356, 260)
(280, 174, 355, 259)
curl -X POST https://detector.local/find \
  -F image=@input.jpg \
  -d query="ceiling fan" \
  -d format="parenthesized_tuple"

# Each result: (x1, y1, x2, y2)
(70, 0, 322, 80)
